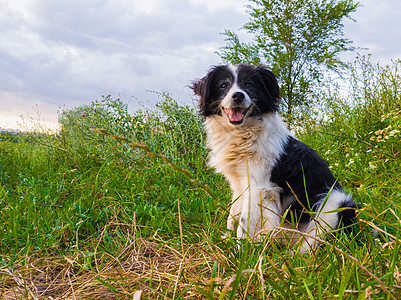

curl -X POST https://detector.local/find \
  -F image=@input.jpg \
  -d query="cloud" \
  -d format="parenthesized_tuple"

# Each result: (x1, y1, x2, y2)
(342, 0, 401, 62)
(0, 0, 249, 124)
(1, 0, 400, 129)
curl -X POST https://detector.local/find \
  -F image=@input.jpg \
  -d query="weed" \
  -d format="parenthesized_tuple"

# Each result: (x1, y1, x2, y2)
(0, 59, 400, 298)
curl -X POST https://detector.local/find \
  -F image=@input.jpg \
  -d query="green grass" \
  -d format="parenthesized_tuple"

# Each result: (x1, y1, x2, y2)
(0, 59, 400, 299)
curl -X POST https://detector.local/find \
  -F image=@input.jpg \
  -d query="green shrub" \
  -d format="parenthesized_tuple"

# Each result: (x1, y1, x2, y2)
(0, 94, 227, 256)
(0, 58, 400, 298)
(301, 56, 401, 238)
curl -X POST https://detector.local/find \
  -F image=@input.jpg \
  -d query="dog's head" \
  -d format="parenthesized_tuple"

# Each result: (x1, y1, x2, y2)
(192, 64, 280, 125)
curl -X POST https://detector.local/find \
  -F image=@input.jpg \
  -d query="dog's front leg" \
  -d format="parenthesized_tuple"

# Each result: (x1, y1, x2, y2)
(237, 188, 281, 239)
(227, 194, 243, 230)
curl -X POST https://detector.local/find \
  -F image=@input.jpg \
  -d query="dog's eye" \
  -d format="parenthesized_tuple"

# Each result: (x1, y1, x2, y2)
(245, 82, 254, 89)
(220, 82, 229, 89)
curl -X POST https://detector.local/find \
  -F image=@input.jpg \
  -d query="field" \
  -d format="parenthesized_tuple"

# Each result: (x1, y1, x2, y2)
(1, 58, 400, 299)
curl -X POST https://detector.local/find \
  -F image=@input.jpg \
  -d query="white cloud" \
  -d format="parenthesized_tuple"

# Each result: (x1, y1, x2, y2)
(342, 0, 401, 62)
(0, 0, 249, 120)
(0, 0, 400, 130)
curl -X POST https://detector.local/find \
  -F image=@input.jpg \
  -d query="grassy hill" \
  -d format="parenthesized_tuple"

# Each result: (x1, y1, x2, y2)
(0, 59, 400, 299)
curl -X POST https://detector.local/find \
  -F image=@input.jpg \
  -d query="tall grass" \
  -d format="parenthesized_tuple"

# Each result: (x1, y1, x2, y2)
(0, 58, 400, 299)
(302, 57, 401, 232)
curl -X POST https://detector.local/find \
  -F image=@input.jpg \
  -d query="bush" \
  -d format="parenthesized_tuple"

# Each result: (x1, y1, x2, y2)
(1, 59, 400, 298)
(0, 94, 227, 255)
(301, 56, 401, 236)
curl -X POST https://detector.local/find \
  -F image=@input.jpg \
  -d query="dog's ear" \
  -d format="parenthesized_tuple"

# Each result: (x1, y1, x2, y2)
(256, 65, 281, 103)
(191, 77, 208, 116)
(191, 77, 205, 97)
(192, 68, 218, 116)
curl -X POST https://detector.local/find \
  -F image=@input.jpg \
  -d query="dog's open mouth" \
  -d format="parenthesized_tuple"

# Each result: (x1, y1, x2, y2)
(223, 107, 249, 124)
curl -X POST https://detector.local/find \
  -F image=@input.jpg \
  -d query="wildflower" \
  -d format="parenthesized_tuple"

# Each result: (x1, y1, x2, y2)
(92, 154, 96, 157)
(389, 130, 400, 136)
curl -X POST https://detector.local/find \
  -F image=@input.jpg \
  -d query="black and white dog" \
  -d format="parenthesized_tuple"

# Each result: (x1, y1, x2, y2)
(192, 64, 358, 252)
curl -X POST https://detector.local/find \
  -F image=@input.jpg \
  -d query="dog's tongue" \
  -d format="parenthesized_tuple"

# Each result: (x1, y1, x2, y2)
(224, 108, 243, 122)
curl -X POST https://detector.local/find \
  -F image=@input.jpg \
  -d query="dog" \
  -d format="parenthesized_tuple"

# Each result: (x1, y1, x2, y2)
(192, 64, 358, 252)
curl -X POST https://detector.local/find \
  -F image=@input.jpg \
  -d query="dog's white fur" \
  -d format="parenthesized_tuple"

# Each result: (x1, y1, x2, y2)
(300, 190, 353, 251)
(204, 113, 288, 236)
(205, 113, 349, 251)
(195, 64, 356, 253)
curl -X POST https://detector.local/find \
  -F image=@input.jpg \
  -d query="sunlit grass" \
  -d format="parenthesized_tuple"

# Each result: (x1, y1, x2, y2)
(0, 58, 400, 298)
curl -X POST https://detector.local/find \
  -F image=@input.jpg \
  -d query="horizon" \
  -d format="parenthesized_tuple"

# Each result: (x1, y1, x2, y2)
(1, 0, 401, 131)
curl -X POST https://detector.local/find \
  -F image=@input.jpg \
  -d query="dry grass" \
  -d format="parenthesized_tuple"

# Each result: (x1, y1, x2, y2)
(0, 222, 230, 299)
(1, 82, 401, 299)
(4, 220, 400, 299)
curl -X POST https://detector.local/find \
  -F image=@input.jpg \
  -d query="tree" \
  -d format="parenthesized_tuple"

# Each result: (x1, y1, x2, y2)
(218, 0, 359, 122)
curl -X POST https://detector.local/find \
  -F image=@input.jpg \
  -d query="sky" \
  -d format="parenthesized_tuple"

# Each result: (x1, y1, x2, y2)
(1, 0, 401, 131)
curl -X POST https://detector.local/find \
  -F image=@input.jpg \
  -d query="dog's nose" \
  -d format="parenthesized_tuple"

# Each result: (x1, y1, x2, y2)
(232, 92, 245, 103)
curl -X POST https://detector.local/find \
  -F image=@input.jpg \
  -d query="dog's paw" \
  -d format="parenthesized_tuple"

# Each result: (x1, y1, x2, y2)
(236, 215, 253, 238)
(236, 224, 246, 238)
(227, 216, 236, 231)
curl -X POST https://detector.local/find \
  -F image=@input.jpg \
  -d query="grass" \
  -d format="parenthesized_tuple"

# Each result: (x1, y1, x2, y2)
(0, 58, 400, 299)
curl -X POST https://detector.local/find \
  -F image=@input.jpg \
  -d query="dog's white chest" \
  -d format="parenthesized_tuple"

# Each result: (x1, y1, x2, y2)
(205, 114, 288, 185)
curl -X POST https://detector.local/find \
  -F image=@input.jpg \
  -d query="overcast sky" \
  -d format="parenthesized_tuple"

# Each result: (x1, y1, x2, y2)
(1, 0, 401, 130)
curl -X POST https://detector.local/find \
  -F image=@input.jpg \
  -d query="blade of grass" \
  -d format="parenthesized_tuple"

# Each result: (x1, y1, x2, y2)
(276, 227, 396, 300)
(91, 128, 214, 197)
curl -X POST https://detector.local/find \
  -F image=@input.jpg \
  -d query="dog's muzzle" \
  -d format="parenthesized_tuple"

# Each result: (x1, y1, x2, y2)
(223, 107, 250, 124)
(222, 91, 253, 125)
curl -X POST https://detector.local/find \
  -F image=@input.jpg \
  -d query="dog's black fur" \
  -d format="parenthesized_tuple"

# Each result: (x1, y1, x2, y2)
(192, 64, 358, 251)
